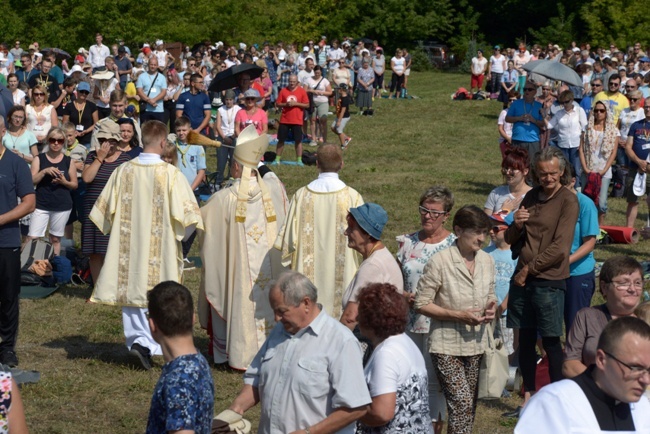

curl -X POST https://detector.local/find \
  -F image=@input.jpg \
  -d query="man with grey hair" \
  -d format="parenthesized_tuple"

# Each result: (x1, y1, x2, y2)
(214, 270, 371, 434)
(515, 317, 650, 433)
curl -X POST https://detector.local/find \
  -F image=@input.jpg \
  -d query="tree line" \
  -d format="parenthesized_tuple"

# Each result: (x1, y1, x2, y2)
(1, 0, 647, 62)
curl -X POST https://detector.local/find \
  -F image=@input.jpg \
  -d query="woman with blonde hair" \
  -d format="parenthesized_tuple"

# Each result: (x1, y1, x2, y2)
(579, 100, 618, 225)
(26, 84, 58, 150)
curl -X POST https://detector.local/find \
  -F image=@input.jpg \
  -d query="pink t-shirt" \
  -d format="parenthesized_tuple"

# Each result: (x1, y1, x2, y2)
(235, 108, 268, 135)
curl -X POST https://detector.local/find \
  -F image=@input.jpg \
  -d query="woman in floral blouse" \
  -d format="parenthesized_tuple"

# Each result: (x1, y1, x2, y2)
(396, 185, 456, 434)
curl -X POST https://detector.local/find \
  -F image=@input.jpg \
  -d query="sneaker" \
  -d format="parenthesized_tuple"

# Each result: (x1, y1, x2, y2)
(129, 343, 152, 371)
(308, 141, 318, 147)
(502, 406, 522, 419)
(182, 257, 195, 271)
(342, 137, 352, 149)
(0, 351, 18, 368)
(296, 159, 304, 167)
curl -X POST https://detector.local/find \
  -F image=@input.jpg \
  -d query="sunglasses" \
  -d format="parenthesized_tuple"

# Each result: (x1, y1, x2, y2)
(524, 88, 536, 92)
(33, 92, 45, 96)
(608, 82, 619, 86)
(629, 98, 640, 102)
(593, 109, 606, 113)
(625, 85, 636, 89)
(591, 83, 602, 87)
(48, 137, 64, 145)
(79, 90, 90, 95)
(492, 226, 507, 233)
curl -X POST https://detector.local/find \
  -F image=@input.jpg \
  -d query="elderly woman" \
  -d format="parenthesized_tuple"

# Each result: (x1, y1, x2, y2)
(26, 84, 58, 149)
(414, 205, 496, 434)
(397, 186, 456, 434)
(579, 100, 618, 225)
(82, 123, 131, 284)
(356, 59, 374, 115)
(484, 147, 531, 215)
(25, 127, 78, 255)
(341, 203, 404, 332)
(547, 90, 588, 188)
(563, 256, 644, 378)
(356, 283, 433, 434)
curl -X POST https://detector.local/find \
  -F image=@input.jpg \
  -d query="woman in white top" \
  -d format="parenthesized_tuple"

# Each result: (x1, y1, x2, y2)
(484, 147, 532, 215)
(26, 84, 58, 148)
(488, 46, 506, 98)
(356, 283, 433, 434)
(497, 91, 518, 157)
(6, 74, 25, 106)
(617, 89, 645, 166)
(579, 100, 619, 225)
(547, 90, 588, 188)
(306, 65, 332, 144)
(389, 48, 406, 99)
(371, 48, 386, 99)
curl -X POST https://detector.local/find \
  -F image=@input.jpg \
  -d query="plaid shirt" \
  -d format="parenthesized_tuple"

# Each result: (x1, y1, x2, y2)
(278, 61, 298, 89)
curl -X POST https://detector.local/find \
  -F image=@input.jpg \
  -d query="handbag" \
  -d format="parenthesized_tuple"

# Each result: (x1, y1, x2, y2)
(478, 320, 509, 399)
(139, 72, 160, 113)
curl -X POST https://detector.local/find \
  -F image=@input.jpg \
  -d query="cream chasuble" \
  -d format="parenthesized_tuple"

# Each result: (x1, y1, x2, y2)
(274, 186, 363, 319)
(89, 159, 203, 307)
(198, 173, 288, 370)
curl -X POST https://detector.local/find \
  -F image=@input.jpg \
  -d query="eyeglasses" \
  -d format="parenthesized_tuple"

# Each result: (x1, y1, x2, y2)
(591, 83, 602, 87)
(609, 279, 643, 291)
(492, 226, 507, 233)
(33, 92, 45, 96)
(604, 351, 650, 379)
(625, 85, 637, 89)
(593, 109, 606, 113)
(501, 167, 521, 175)
(98, 138, 118, 145)
(524, 88, 536, 92)
(609, 82, 620, 87)
(48, 137, 64, 145)
(418, 206, 447, 218)
(629, 98, 640, 102)
(11, 115, 24, 120)
(244, 97, 256, 101)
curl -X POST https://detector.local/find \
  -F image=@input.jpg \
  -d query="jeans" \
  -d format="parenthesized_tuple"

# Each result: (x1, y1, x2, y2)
(557, 146, 582, 188)
(215, 137, 235, 187)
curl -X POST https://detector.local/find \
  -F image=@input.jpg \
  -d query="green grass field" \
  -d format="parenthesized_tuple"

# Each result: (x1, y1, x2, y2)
(18, 71, 649, 433)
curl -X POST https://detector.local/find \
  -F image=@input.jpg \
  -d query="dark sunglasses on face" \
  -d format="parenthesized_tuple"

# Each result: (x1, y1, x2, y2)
(48, 137, 64, 145)
(524, 88, 535, 92)
(33, 92, 45, 96)
(593, 109, 606, 113)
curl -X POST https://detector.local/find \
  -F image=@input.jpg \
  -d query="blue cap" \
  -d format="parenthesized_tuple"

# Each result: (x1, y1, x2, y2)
(489, 211, 513, 227)
(349, 203, 388, 240)
(640, 57, 650, 63)
(77, 81, 91, 92)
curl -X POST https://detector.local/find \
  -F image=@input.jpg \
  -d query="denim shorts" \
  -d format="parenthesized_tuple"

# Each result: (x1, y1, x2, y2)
(506, 282, 565, 337)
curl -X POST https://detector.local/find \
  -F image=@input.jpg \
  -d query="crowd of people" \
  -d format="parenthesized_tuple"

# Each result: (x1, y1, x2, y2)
(1, 35, 650, 434)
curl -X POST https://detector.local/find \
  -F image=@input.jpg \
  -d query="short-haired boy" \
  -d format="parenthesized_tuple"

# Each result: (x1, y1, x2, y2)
(145, 281, 214, 434)
(174, 117, 206, 270)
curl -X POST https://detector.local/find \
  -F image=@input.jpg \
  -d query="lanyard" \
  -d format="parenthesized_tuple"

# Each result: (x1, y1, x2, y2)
(75, 101, 86, 125)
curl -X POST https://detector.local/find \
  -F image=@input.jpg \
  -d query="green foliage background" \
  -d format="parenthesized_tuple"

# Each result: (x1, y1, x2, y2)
(0, 0, 648, 60)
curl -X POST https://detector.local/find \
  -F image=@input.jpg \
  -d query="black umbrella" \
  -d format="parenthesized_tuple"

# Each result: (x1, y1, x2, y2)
(208, 63, 264, 92)
(40, 48, 71, 59)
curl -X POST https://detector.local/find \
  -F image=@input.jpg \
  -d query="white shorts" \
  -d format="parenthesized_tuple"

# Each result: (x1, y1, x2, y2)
(331, 117, 350, 134)
(28, 208, 72, 237)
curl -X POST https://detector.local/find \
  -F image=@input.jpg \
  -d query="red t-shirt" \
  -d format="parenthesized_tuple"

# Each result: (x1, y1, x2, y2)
(278, 86, 309, 125)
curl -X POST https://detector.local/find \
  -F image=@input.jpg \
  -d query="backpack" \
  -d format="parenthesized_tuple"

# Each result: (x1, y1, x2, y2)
(301, 150, 317, 166)
(21, 239, 54, 272)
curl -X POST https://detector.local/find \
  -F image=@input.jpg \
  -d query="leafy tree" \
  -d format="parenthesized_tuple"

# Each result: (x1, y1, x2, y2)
(528, 4, 576, 47)
(581, 0, 649, 48)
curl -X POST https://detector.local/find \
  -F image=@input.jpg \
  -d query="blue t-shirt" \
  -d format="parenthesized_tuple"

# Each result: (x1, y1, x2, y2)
(570, 192, 599, 276)
(136, 72, 167, 113)
(507, 99, 544, 142)
(176, 91, 211, 130)
(580, 95, 593, 118)
(483, 245, 517, 310)
(176, 143, 206, 189)
(146, 353, 214, 434)
(0, 150, 35, 248)
(628, 119, 650, 170)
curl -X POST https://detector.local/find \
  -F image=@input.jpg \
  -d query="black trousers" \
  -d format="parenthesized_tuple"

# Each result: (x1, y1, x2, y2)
(0, 248, 21, 353)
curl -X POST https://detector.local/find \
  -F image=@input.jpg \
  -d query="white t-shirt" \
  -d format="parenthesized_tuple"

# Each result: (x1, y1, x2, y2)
(328, 48, 345, 69)
(342, 247, 404, 308)
(619, 107, 645, 140)
(154, 50, 169, 69)
(490, 54, 506, 74)
(360, 334, 433, 434)
(391, 57, 405, 74)
(498, 109, 513, 143)
(471, 57, 488, 75)
(217, 105, 241, 137)
(307, 76, 330, 104)
(297, 69, 314, 87)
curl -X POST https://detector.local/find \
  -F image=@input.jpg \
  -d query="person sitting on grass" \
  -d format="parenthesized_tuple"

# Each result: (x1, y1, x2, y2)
(145, 281, 214, 434)
(332, 83, 352, 149)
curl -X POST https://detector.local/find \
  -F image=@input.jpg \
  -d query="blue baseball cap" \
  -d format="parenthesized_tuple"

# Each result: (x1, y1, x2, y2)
(349, 203, 388, 240)
(77, 81, 91, 92)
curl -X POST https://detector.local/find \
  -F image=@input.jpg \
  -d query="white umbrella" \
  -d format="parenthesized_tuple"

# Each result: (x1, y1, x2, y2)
(522, 60, 583, 88)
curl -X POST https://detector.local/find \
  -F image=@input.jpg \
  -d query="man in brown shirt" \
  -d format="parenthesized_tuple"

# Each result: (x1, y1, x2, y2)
(504, 146, 579, 417)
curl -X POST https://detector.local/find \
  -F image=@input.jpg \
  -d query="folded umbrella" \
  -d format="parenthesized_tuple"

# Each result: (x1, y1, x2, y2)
(208, 63, 264, 93)
(522, 60, 583, 88)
